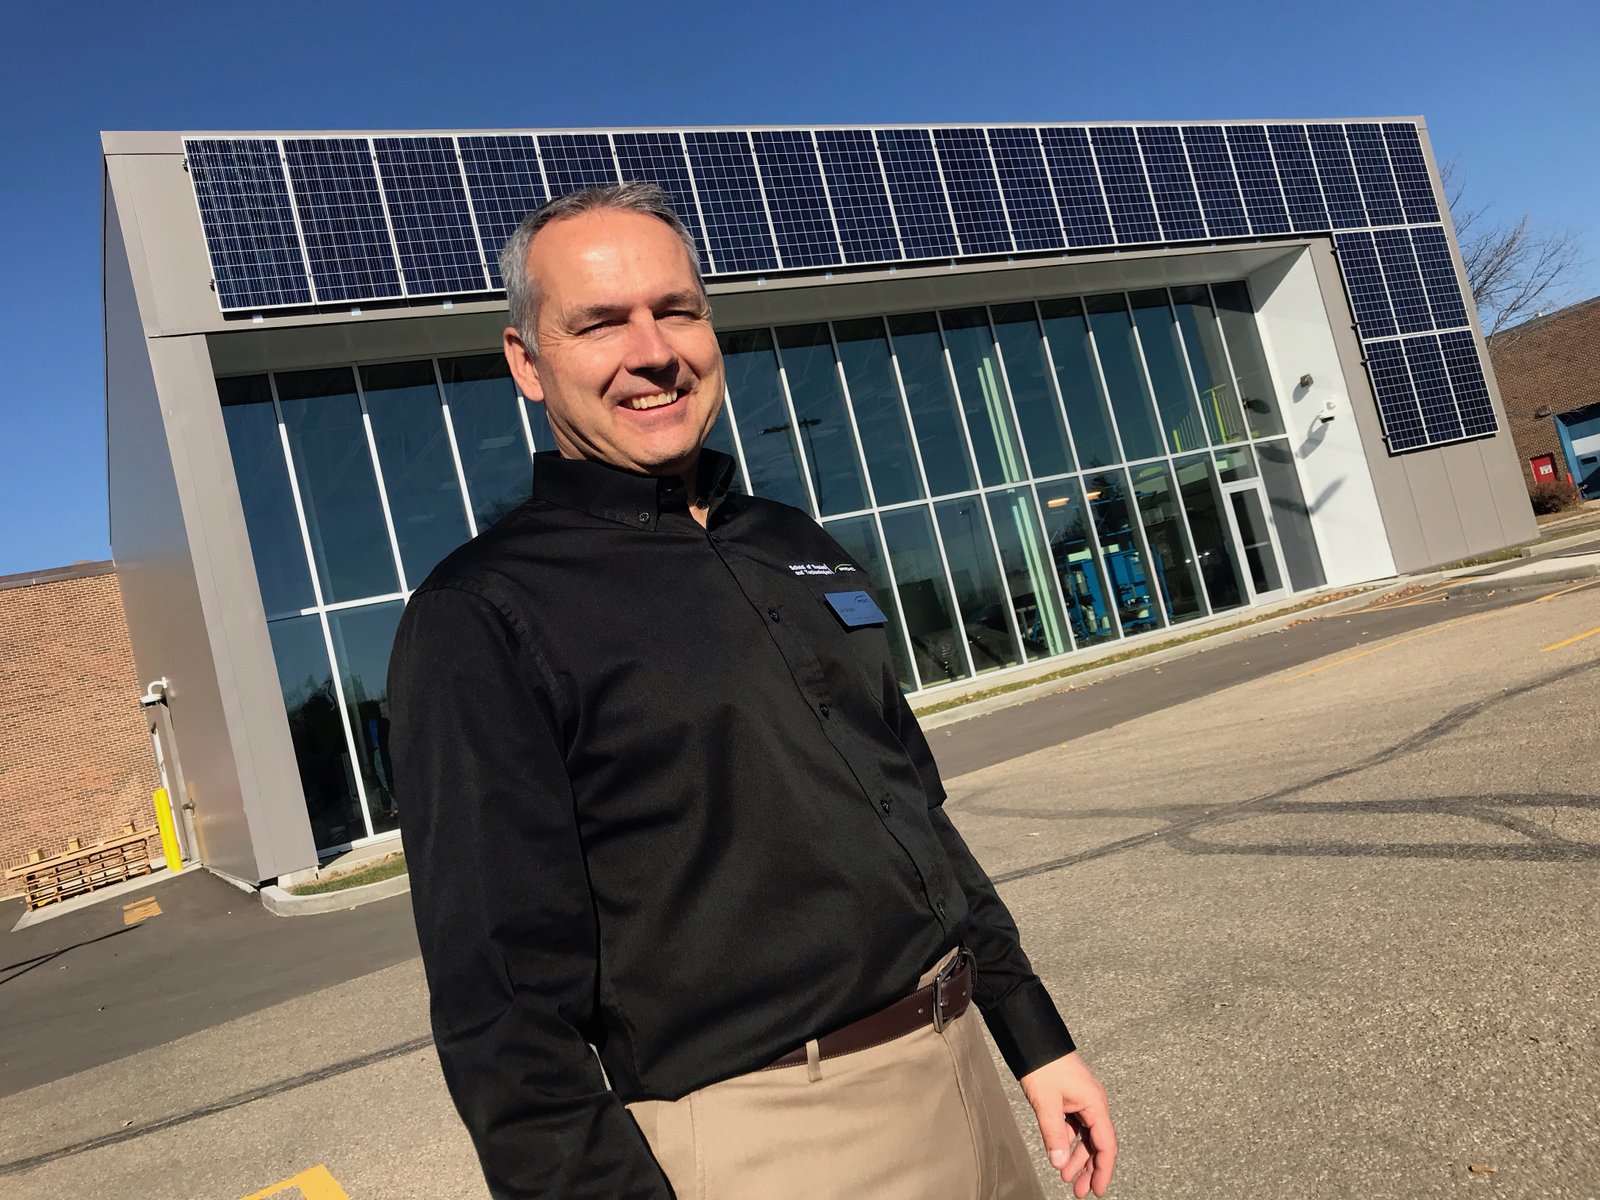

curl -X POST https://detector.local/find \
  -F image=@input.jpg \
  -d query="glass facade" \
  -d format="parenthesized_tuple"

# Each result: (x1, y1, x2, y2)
(220, 281, 1326, 852)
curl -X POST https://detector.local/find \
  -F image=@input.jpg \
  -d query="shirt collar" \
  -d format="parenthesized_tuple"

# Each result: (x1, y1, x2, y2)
(530, 449, 737, 530)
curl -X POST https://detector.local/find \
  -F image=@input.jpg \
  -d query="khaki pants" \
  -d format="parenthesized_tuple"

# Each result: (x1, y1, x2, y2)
(627, 954, 1047, 1200)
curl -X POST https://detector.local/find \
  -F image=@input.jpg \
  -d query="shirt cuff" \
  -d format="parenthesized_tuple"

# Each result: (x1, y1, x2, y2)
(978, 977, 1078, 1079)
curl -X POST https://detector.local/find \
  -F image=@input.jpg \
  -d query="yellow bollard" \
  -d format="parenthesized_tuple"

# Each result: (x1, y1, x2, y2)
(153, 787, 183, 873)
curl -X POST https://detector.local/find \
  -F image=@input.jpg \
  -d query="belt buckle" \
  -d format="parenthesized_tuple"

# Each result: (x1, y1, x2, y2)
(932, 947, 971, 1033)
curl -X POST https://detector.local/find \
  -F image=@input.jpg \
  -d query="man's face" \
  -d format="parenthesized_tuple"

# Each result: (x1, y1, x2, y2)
(504, 209, 724, 478)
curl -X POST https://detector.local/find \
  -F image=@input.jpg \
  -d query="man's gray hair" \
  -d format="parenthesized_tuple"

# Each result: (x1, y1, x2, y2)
(499, 181, 705, 357)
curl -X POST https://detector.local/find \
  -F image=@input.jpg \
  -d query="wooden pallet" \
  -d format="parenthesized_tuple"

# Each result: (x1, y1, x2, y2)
(5, 832, 153, 911)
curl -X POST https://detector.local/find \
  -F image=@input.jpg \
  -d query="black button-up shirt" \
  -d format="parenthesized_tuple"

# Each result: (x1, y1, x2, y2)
(389, 450, 1075, 1199)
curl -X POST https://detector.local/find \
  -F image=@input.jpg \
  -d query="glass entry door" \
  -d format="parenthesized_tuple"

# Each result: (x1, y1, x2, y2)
(1221, 481, 1290, 603)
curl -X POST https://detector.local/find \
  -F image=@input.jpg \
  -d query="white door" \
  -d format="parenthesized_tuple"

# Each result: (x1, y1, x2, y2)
(1221, 481, 1290, 604)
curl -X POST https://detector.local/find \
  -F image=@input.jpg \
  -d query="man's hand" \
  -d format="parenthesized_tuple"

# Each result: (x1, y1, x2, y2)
(1019, 1051, 1116, 1197)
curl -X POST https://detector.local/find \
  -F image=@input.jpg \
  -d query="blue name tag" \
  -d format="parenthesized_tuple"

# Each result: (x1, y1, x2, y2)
(824, 590, 887, 628)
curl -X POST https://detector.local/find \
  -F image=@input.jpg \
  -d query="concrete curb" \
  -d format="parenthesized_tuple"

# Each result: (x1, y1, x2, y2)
(1522, 527, 1600, 558)
(1448, 556, 1600, 595)
(260, 873, 411, 917)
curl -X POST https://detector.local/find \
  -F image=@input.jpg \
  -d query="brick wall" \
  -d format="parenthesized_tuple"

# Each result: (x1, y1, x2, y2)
(1488, 296, 1600, 490)
(0, 564, 160, 898)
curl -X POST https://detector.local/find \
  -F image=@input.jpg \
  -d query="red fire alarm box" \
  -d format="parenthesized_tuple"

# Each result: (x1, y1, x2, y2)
(1530, 454, 1556, 482)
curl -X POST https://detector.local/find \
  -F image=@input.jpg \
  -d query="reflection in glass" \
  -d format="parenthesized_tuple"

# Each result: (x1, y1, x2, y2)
(327, 601, 405, 836)
(834, 318, 923, 506)
(721, 329, 811, 511)
(1039, 298, 1120, 469)
(219, 376, 315, 616)
(940, 308, 1024, 486)
(439, 354, 533, 529)
(1255, 440, 1326, 589)
(1174, 454, 1245, 613)
(1212, 281, 1286, 438)
(985, 489, 1070, 659)
(822, 514, 916, 690)
(523, 397, 559, 454)
(1130, 290, 1208, 454)
(269, 615, 366, 850)
(1037, 479, 1117, 646)
(1228, 488, 1286, 596)
(991, 303, 1074, 478)
(1085, 472, 1161, 635)
(1213, 445, 1257, 482)
(1172, 285, 1248, 444)
(275, 367, 400, 604)
(360, 361, 471, 588)
(1129, 462, 1205, 624)
(879, 506, 970, 685)
(888, 313, 976, 497)
(776, 324, 869, 515)
(934, 498, 1021, 672)
(703, 404, 746, 492)
(1084, 294, 1164, 461)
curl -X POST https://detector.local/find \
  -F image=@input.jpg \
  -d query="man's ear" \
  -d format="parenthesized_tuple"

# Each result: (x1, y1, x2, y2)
(503, 327, 544, 403)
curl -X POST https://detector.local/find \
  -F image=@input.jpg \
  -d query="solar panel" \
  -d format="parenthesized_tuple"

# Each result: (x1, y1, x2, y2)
(1088, 127, 1160, 243)
(1382, 123, 1440, 224)
(612, 132, 712, 272)
(1343, 124, 1405, 226)
(875, 128, 959, 258)
(1333, 233, 1397, 338)
(538, 133, 618, 197)
(1038, 127, 1114, 247)
(373, 137, 488, 296)
(1180, 126, 1249, 238)
(1439, 330, 1498, 435)
(1224, 125, 1291, 236)
(814, 130, 901, 263)
(281, 138, 403, 302)
(751, 130, 841, 269)
(684, 131, 778, 272)
(1373, 228, 1433, 335)
(1136, 126, 1205, 241)
(932, 128, 1012, 254)
(1306, 125, 1367, 228)
(1409, 225, 1470, 329)
(1364, 341, 1427, 452)
(185, 138, 313, 310)
(457, 135, 547, 287)
(1402, 334, 1464, 443)
(986, 128, 1063, 252)
(1266, 125, 1330, 232)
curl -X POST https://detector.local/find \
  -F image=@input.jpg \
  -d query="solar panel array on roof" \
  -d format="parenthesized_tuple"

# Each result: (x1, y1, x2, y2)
(184, 119, 1493, 451)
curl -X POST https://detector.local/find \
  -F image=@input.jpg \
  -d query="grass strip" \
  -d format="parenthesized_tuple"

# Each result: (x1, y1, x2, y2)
(286, 853, 407, 895)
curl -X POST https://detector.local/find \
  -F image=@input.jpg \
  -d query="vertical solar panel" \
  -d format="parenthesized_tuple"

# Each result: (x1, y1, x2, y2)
(986, 129, 1063, 252)
(282, 138, 403, 302)
(373, 137, 488, 295)
(1344, 124, 1405, 226)
(458, 135, 547, 287)
(684, 131, 778, 272)
(932, 128, 1012, 254)
(1410, 226, 1470, 329)
(1224, 125, 1291, 236)
(1373, 228, 1433, 334)
(1402, 335, 1464, 442)
(1136, 127, 1206, 241)
(613, 131, 712, 273)
(814, 130, 901, 263)
(1382, 123, 1440, 224)
(1180, 126, 1249, 238)
(1038, 127, 1114, 247)
(1266, 125, 1330, 232)
(1089, 127, 1159, 243)
(875, 128, 959, 259)
(1439, 330, 1498, 436)
(1306, 125, 1367, 229)
(751, 130, 841, 269)
(1364, 341, 1427, 452)
(1333, 233, 1397, 338)
(538, 133, 619, 197)
(186, 138, 313, 309)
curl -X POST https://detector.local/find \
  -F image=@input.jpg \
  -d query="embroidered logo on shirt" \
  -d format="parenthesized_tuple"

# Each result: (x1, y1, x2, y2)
(788, 563, 836, 576)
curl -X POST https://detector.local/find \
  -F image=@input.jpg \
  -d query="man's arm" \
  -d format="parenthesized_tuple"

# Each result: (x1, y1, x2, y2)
(390, 585, 672, 1200)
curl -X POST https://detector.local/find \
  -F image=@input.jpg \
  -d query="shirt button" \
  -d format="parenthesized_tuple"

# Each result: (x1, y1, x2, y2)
(819, 702, 830, 719)
(768, 607, 780, 622)
(880, 799, 891, 815)
(937, 900, 948, 917)
(637, 512, 650, 524)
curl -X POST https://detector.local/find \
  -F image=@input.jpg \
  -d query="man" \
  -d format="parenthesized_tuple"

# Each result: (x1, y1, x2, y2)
(389, 182, 1116, 1200)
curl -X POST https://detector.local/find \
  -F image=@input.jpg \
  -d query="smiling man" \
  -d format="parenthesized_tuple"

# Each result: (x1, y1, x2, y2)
(389, 183, 1115, 1200)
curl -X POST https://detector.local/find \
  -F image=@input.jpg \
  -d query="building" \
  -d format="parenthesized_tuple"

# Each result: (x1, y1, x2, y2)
(102, 119, 1533, 888)
(1487, 296, 1600, 497)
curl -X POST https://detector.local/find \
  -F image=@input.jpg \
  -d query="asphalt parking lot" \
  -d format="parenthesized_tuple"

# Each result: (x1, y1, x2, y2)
(2, 575, 1596, 1198)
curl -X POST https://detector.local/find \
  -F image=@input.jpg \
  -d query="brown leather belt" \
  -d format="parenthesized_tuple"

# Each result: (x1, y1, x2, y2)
(762, 948, 975, 1071)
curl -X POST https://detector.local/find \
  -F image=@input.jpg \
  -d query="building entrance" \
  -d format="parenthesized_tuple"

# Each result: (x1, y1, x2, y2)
(1221, 481, 1289, 604)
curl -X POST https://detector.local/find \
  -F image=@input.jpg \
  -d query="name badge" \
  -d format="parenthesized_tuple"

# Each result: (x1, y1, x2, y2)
(824, 590, 887, 628)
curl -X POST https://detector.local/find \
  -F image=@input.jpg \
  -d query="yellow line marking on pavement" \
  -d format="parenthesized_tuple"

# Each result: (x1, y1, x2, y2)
(121, 897, 160, 925)
(1543, 625, 1600, 652)
(240, 1164, 350, 1200)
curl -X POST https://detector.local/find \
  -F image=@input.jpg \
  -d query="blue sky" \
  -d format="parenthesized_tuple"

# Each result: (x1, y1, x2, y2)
(2, 0, 1595, 576)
